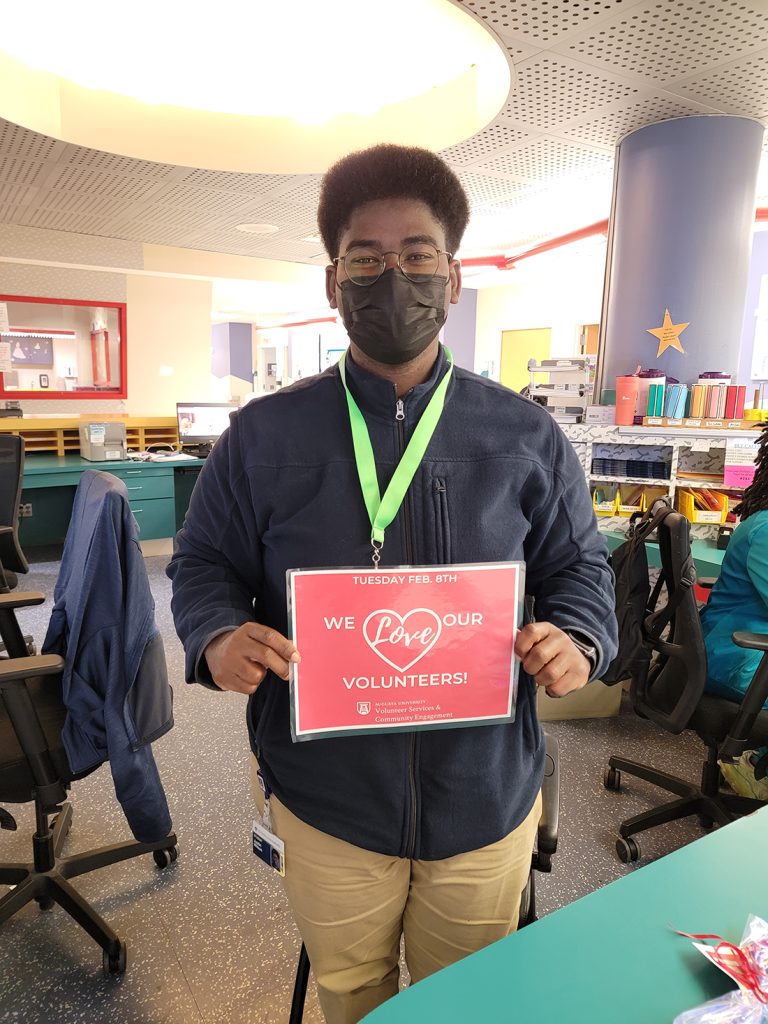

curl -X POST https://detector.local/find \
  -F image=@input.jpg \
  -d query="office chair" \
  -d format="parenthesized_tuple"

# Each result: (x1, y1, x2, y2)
(287, 732, 560, 1024)
(603, 508, 768, 863)
(0, 435, 29, 591)
(0, 475, 178, 975)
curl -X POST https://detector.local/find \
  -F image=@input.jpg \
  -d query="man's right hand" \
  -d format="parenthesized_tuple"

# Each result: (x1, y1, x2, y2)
(204, 623, 301, 695)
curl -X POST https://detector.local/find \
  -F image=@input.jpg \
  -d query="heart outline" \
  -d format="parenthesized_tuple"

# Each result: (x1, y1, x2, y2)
(362, 607, 442, 672)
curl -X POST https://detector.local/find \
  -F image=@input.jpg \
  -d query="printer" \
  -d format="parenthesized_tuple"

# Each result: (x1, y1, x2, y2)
(79, 421, 127, 462)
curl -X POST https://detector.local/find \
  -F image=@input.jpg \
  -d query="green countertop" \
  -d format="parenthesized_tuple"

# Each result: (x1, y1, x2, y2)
(362, 807, 768, 1024)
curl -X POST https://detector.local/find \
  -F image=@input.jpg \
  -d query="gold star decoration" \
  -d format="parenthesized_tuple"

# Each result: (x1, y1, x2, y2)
(646, 309, 689, 358)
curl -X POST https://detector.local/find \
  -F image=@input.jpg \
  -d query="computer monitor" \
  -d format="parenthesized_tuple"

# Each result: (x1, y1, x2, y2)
(176, 402, 238, 455)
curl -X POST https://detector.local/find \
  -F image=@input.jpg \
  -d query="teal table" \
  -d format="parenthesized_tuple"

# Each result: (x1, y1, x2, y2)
(362, 807, 768, 1024)
(604, 530, 726, 578)
(20, 455, 205, 545)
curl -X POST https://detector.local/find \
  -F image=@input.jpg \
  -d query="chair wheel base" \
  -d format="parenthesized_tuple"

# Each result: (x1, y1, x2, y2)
(616, 835, 640, 863)
(103, 942, 127, 975)
(153, 844, 179, 869)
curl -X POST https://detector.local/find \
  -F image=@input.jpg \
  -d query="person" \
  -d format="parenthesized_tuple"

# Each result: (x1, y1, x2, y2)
(168, 143, 618, 1024)
(701, 422, 768, 801)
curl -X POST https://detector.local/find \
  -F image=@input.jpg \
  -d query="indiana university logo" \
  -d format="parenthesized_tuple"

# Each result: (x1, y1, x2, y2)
(356, 701, 371, 716)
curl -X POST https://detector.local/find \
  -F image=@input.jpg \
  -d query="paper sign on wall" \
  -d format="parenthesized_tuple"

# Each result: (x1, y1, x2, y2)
(0, 341, 11, 374)
(0, 303, 9, 334)
(724, 436, 757, 489)
(288, 562, 524, 741)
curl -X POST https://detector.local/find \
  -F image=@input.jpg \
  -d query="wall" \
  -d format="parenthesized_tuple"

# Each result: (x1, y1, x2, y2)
(442, 287, 477, 370)
(737, 230, 768, 385)
(125, 275, 212, 414)
(474, 245, 606, 378)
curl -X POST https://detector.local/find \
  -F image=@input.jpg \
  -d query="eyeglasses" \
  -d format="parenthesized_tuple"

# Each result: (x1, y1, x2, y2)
(333, 242, 453, 286)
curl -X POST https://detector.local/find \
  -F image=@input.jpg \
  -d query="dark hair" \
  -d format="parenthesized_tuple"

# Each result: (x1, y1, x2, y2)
(317, 144, 470, 260)
(733, 422, 768, 520)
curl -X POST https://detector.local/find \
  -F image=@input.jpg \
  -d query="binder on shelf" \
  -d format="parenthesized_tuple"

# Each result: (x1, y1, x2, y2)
(735, 385, 747, 418)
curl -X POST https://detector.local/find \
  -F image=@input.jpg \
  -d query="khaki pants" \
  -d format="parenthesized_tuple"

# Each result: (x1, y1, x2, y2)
(250, 757, 541, 1024)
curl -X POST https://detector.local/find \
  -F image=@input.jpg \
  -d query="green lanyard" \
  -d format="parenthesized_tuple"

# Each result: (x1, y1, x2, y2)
(339, 350, 453, 566)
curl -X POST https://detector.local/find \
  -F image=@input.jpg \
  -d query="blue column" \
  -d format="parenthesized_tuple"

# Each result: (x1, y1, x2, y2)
(600, 116, 763, 392)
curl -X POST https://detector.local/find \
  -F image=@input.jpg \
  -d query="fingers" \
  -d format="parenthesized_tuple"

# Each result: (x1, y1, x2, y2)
(515, 622, 591, 698)
(205, 623, 301, 695)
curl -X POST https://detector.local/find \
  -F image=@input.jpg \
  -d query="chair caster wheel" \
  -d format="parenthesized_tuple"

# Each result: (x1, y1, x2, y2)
(604, 766, 622, 791)
(698, 814, 714, 830)
(36, 893, 54, 911)
(103, 942, 127, 975)
(616, 836, 640, 863)
(153, 844, 179, 869)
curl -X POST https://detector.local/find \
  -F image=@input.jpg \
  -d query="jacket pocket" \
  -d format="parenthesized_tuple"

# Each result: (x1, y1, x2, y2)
(432, 477, 451, 563)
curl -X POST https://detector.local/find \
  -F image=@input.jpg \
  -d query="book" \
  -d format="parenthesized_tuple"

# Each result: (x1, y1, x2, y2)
(705, 386, 719, 418)
(654, 383, 665, 416)
(647, 383, 658, 416)
(724, 385, 737, 419)
(691, 384, 706, 418)
(735, 385, 746, 418)
(716, 384, 727, 418)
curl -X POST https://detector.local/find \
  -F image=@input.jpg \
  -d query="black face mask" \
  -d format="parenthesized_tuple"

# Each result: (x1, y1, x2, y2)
(338, 269, 449, 365)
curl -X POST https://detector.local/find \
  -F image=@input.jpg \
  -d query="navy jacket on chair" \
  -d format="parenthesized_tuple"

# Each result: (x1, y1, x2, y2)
(43, 470, 173, 843)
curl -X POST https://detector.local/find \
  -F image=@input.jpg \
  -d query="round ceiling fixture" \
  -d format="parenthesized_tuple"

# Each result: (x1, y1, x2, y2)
(236, 223, 280, 235)
(0, 0, 511, 173)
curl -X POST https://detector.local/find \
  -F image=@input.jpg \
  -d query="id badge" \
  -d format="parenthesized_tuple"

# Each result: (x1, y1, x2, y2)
(252, 820, 285, 876)
(287, 560, 524, 742)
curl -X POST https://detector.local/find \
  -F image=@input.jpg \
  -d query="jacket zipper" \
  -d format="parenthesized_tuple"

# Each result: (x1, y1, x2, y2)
(396, 396, 418, 857)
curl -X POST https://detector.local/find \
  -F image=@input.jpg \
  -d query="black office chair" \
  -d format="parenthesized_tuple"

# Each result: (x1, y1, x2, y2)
(603, 508, 768, 863)
(287, 731, 561, 1024)
(0, 435, 29, 591)
(0, 475, 179, 974)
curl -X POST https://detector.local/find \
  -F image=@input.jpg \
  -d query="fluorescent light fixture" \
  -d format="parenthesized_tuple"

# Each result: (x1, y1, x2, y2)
(0, 0, 511, 173)
(236, 223, 280, 235)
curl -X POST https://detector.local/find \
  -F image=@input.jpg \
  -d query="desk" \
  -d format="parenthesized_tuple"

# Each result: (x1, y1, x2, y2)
(604, 530, 726, 578)
(20, 455, 206, 545)
(362, 807, 768, 1024)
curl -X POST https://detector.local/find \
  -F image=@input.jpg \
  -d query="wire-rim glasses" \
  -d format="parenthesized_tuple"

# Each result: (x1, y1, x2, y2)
(334, 242, 452, 286)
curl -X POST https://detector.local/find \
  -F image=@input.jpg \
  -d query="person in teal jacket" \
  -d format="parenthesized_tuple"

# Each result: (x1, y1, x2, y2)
(701, 423, 768, 799)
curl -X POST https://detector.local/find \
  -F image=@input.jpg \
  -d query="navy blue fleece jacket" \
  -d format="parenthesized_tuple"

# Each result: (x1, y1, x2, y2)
(167, 348, 617, 859)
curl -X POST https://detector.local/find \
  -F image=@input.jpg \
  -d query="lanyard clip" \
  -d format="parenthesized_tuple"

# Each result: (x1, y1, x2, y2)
(371, 539, 382, 568)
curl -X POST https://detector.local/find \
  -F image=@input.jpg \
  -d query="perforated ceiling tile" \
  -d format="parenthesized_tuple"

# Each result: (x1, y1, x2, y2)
(42, 164, 166, 202)
(0, 120, 67, 162)
(499, 55, 637, 130)
(565, 0, 768, 83)
(440, 124, 531, 165)
(179, 167, 296, 194)
(458, 171, 535, 208)
(474, 137, 613, 183)
(561, 94, 711, 148)
(0, 156, 51, 189)
(457, 0, 636, 46)
(62, 145, 178, 179)
(672, 51, 768, 119)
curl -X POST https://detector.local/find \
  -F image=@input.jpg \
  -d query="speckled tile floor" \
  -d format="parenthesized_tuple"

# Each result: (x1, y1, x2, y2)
(0, 553, 711, 1023)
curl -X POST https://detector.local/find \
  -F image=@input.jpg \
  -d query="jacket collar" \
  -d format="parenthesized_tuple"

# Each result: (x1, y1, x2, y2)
(337, 345, 452, 422)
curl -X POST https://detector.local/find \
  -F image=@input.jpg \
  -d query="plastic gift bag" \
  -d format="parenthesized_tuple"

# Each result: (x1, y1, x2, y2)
(674, 916, 768, 1023)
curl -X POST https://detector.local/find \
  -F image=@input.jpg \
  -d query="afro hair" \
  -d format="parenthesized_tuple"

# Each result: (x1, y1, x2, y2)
(317, 144, 470, 260)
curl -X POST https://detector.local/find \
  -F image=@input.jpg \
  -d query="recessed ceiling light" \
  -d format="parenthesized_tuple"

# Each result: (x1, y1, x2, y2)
(302, 234, 322, 244)
(0, 0, 511, 173)
(236, 223, 280, 235)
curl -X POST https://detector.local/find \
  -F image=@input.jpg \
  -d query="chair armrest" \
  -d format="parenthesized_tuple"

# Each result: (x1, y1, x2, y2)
(0, 654, 64, 685)
(0, 591, 46, 609)
(719, 639, 768, 761)
(732, 631, 768, 652)
(535, 731, 559, 871)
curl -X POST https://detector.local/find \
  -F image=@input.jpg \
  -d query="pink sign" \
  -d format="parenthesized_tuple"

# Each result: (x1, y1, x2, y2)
(288, 562, 523, 740)
(723, 465, 756, 489)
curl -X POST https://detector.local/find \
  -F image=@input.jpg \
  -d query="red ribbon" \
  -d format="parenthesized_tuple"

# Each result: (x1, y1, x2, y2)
(676, 930, 768, 1004)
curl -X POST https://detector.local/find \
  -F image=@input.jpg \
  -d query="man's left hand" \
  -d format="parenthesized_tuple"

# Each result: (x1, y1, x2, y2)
(515, 622, 592, 698)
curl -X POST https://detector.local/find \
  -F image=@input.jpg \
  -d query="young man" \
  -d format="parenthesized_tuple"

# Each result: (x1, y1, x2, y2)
(168, 144, 617, 1024)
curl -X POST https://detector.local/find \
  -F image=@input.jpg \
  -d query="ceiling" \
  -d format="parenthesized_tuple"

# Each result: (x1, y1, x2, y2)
(0, 0, 767, 274)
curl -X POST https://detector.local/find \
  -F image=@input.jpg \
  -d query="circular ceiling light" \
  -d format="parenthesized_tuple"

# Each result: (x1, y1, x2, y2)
(236, 223, 280, 235)
(0, 0, 511, 173)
